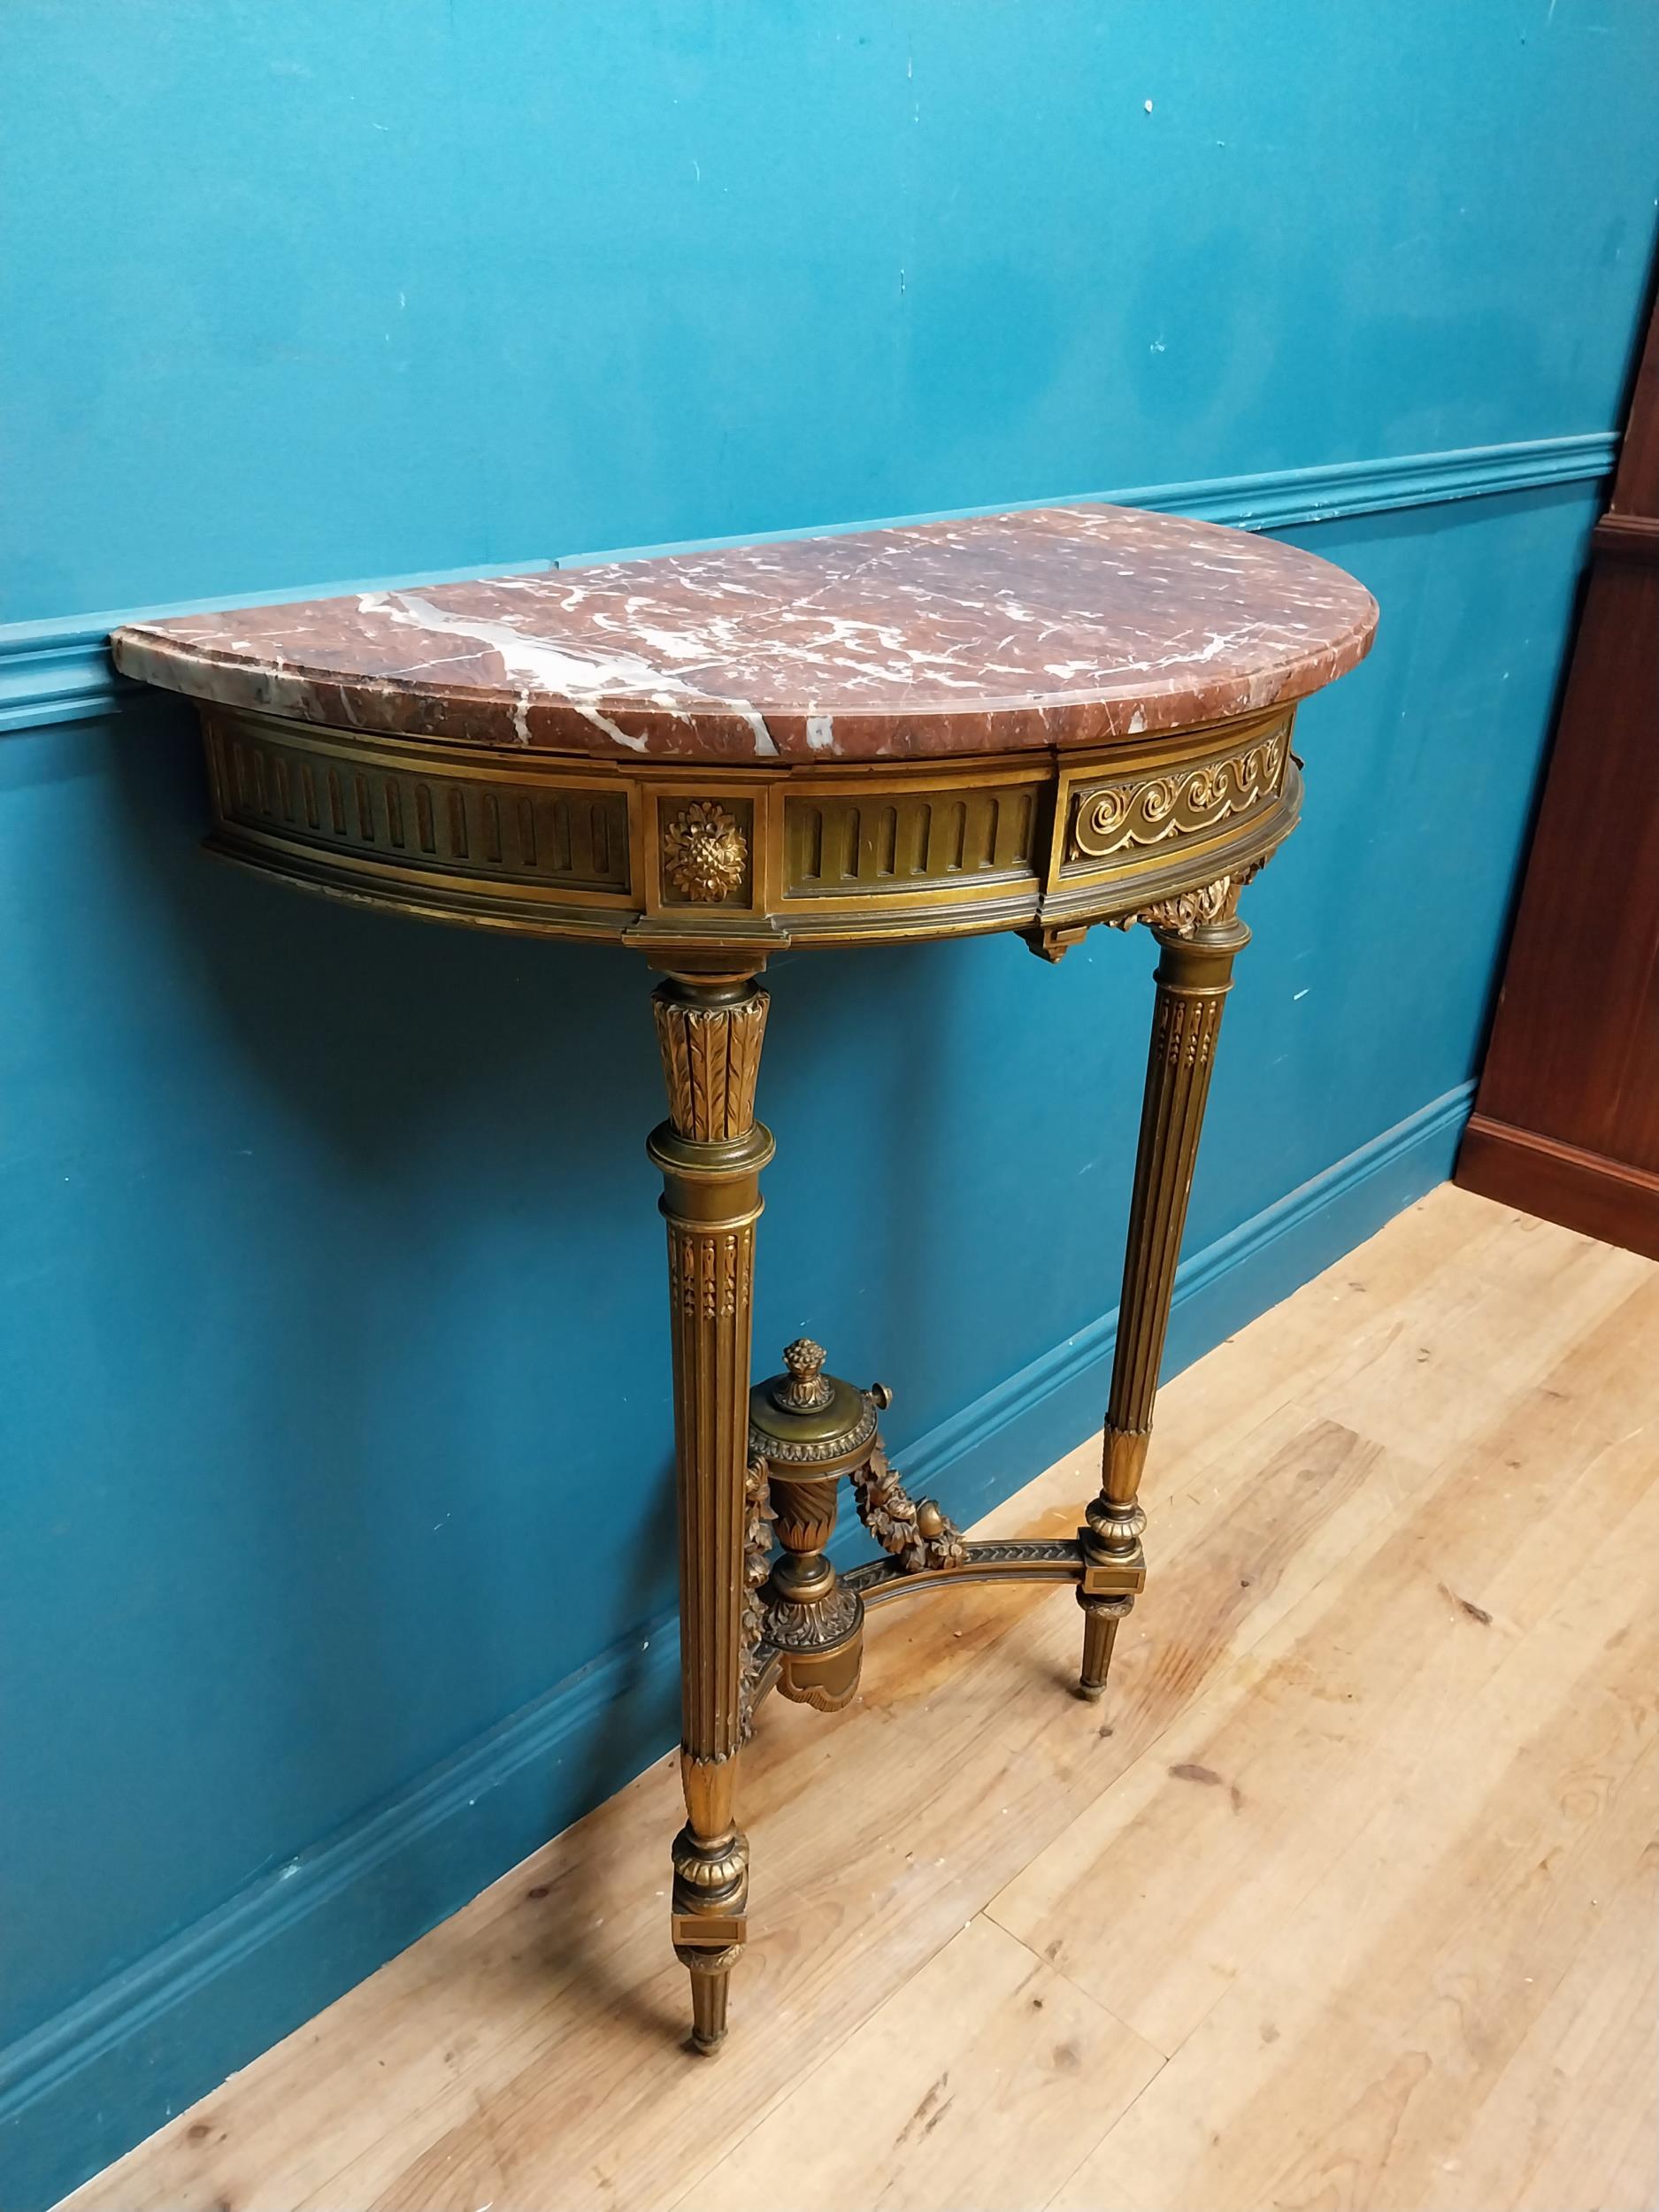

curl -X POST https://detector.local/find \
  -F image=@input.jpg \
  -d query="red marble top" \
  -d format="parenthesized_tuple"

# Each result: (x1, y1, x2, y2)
(111, 505, 1377, 763)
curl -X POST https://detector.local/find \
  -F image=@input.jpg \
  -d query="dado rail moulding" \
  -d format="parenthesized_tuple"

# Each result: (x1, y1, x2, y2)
(0, 433, 1617, 738)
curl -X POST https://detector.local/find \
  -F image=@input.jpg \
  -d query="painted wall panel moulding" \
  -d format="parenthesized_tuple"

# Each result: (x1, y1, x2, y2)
(0, 434, 1617, 739)
(1112, 432, 1621, 532)
(0, 561, 556, 736)
(0, 1078, 1472, 2208)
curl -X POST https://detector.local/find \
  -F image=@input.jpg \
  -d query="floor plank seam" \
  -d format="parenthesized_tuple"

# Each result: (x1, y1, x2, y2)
(985, 1911, 1172, 2054)
(1036, 2030, 1172, 2212)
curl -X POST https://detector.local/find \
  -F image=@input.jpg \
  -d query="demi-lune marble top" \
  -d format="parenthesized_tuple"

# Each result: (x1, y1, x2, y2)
(111, 505, 1378, 763)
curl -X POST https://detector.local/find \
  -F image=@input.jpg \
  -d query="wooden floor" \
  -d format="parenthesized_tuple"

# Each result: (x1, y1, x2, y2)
(65, 1186, 1659, 2212)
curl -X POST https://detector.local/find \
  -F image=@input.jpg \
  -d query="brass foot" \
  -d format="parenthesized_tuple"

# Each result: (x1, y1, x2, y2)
(1077, 1493, 1145, 1702)
(670, 1809, 747, 2054)
(678, 1941, 739, 2053)
(1077, 1593, 1132, 1698)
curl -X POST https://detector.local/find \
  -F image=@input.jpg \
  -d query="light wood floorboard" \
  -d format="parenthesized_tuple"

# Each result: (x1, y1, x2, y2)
(61, 1187, 1659, 2212)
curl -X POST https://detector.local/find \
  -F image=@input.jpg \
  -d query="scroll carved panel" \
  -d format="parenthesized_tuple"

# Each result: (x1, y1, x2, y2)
(1064, 719, 1288, 868)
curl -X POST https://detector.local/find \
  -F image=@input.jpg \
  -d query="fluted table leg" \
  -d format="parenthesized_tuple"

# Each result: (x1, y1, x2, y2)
(647, 970, 772, 2050)
(1079, 878, 1252, 1699)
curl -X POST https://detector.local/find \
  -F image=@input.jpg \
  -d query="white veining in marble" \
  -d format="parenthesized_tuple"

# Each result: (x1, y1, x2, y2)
(111, 504, 1379, 762)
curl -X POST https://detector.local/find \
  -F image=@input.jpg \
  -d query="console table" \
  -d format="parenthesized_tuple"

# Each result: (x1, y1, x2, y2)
(112, 504, 1377, 2052)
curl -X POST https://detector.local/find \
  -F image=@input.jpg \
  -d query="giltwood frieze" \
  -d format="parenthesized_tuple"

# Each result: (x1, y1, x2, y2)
(196, 699, 1302, 961)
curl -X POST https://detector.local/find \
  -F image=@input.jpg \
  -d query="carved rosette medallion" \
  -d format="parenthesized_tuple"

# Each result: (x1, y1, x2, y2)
(662, 800, 748, 902)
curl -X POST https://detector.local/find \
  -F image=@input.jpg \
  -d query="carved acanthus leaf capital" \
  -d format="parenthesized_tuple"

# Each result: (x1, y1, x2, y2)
(652, 981, 769, 1141)
(1110, 860, 1263, 938)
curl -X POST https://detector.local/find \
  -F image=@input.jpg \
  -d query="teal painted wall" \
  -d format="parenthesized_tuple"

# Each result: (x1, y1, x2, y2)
(2, 4, 1655, 2201)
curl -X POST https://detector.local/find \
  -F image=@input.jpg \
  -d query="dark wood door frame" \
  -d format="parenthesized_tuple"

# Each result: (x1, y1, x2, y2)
(1457, 267, 1659, 1257)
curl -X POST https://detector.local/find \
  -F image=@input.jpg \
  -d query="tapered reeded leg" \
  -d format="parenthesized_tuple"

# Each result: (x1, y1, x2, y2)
(648, 970, 772, 2050)
(1079, 880, 1251, 1699)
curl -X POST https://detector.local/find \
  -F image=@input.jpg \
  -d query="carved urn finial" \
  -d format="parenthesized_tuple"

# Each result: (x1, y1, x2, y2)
(778, 1338, 833, 1411)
